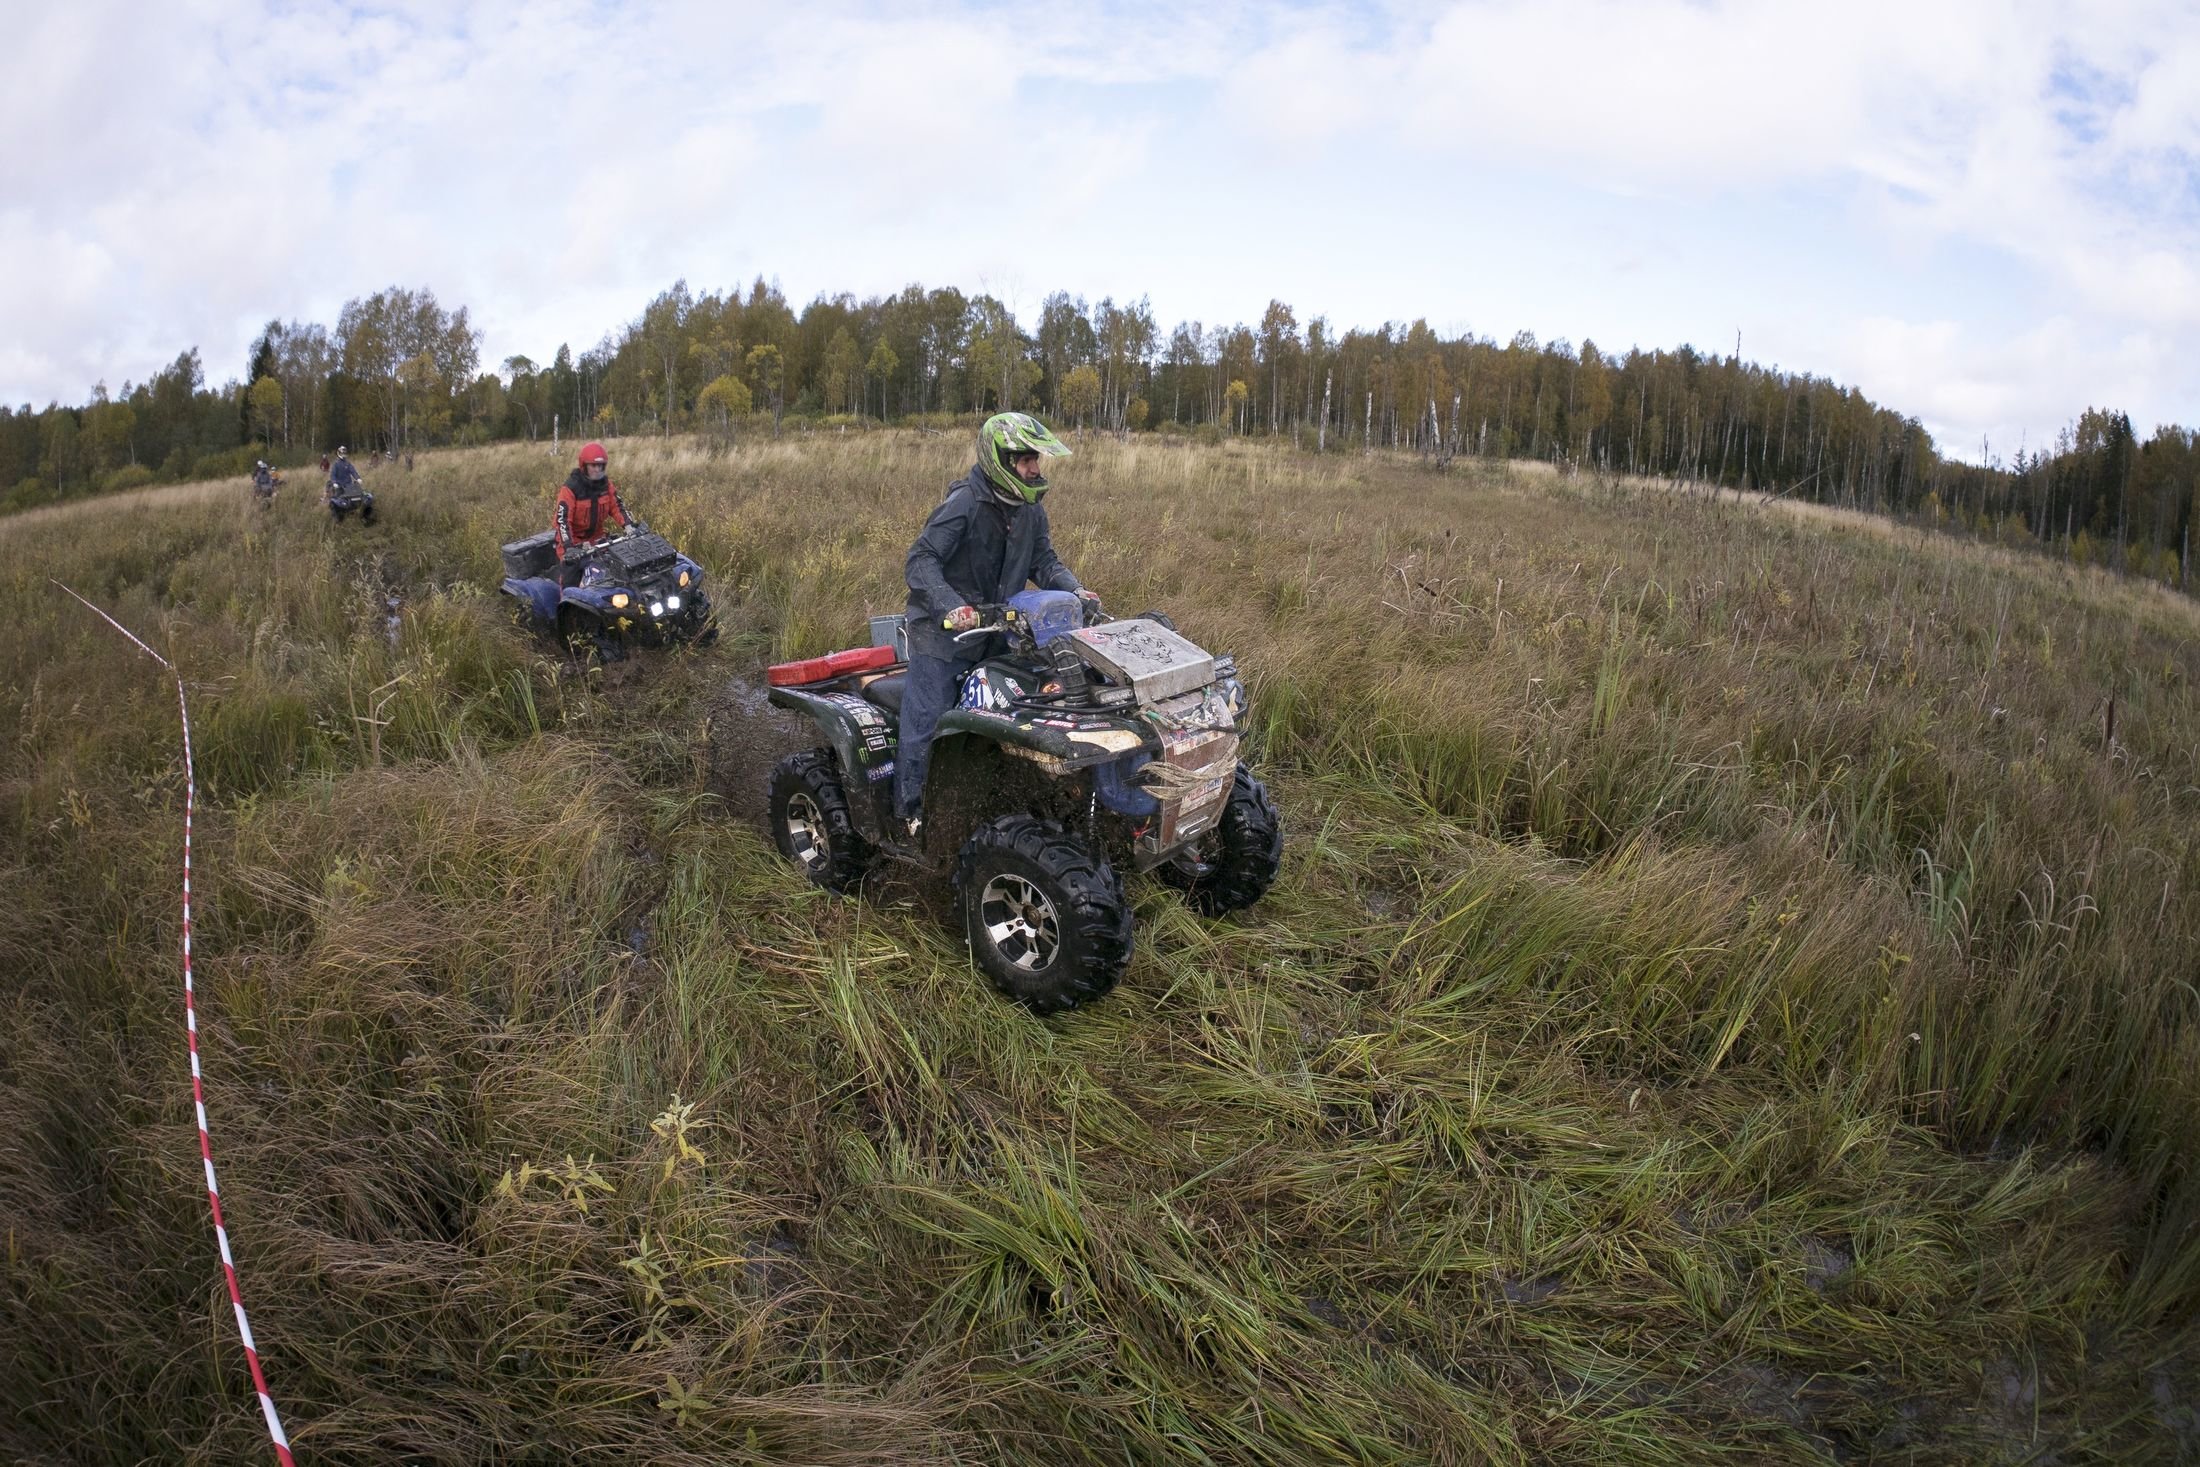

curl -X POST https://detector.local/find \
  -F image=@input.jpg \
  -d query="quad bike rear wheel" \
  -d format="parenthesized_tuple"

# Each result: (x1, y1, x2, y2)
(954, 814, 1132, 1014)
(769, 749, 871, 893)
(1160, 763, 1282, 917)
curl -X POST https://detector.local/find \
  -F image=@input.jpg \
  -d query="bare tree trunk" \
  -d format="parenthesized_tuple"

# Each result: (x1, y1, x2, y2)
(1318, 371, 1332, 453)
(1364, 391, 1372, 455)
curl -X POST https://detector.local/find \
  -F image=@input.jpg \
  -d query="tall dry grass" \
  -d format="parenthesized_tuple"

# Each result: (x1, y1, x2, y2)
(1, 429, 2196, 1462)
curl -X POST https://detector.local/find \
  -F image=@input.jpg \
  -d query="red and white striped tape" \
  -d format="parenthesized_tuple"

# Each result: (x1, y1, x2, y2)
(57, 584, 297, 1466)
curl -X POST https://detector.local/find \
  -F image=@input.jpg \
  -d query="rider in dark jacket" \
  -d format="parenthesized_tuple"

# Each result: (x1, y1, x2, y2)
(553, 441, 631, 587)
(895, 412, 1095, 831)
(327, 448, 362, 493)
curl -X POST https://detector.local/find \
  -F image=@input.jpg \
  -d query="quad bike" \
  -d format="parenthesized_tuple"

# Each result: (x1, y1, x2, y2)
(251, 472, 282, 508)
(764, 591, 1282, 1013)
(498, 521, 714, 656)
(326, 476, 376, 524)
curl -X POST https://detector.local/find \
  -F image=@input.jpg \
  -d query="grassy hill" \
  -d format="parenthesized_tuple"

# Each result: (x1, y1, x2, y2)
(3, 432, 2197, 1463)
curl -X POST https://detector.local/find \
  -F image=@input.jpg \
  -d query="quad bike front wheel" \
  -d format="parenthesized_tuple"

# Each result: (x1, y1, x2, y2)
(556, 605, 626, 663)
(1160, 763, 1282, 917)
(769, 750, 871, 893)
(954, 814, 1132, 1014)
(687, 591, 719, 646)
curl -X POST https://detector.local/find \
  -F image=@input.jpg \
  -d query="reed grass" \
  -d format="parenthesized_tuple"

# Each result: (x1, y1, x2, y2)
(2, 430, 2195, 1461)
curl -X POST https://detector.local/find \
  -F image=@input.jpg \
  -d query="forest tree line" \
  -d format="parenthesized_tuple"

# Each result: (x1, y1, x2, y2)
(3, 277, 2192, 586)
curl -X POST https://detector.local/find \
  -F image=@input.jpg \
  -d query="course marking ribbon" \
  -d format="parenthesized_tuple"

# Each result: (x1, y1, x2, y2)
(56, 583, 296, 1466)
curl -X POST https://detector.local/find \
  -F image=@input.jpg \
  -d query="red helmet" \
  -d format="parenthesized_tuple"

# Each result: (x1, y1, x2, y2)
(578, 441, 607, 468)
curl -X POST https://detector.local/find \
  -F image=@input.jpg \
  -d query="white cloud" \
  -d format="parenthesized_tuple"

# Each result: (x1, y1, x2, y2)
(1830, 314, 2181, 458)
(1203, 0, 2200, 450)
(2, 0, 2194, 463)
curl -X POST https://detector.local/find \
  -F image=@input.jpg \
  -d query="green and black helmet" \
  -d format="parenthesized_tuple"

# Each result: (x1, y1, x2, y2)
(977, 411, 1071, 503)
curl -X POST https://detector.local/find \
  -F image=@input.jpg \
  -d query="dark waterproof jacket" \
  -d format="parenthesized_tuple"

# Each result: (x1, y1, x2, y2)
(903, 467, 1081, 659)
(553, 468, 630, 558)
(328, 457, 361, 490)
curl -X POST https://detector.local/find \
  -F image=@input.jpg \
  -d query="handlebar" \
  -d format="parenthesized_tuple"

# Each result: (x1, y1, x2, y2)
(944, 595, 1107, 640)
(948, 603, 1013, 641)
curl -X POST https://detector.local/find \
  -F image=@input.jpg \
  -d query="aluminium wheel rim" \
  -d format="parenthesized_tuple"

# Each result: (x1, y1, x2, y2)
(783, 791, 830, 874)
(979, 872, 1061, 972)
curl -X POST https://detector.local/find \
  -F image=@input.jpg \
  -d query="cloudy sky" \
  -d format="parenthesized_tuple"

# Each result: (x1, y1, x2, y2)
(5, 0, 2196, 461)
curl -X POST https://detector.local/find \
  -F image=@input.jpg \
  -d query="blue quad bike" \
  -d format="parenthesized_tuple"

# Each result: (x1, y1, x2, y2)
(326, 478, 375, 524)
(498, 523, 715, 657)
(764, 591, 1282, 1013)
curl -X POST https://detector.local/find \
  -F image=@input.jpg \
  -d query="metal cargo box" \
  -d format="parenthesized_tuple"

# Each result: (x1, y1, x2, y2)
(1070, 618, 1216, 703)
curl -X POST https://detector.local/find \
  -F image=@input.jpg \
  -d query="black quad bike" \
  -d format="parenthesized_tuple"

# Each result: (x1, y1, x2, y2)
(764, 590, 1282, 1013)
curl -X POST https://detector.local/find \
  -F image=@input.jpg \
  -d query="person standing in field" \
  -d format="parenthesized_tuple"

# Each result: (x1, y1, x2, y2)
(552, 441, 632, 587)
(895, 412, 1098, 838)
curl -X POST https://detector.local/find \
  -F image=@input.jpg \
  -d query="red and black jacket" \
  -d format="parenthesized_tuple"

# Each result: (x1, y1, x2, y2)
(553, 468, 630, 559)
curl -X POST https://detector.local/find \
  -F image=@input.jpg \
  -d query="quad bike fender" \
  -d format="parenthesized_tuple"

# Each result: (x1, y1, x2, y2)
(934, 709, 1155, 770)
(501, 576, 563, 624)
(767, 685, 900, 841)
(560, 582, 626, 615)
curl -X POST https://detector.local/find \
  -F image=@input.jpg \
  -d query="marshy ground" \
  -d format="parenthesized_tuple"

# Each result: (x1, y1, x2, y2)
(4, 431, 2198, 1463)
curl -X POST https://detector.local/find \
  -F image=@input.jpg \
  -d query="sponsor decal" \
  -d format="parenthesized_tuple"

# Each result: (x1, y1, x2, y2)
(823, 693, 893, 756)
(957, 668, 1025, 711)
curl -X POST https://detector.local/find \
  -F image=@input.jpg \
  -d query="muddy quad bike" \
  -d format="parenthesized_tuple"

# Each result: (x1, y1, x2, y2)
(764, 590, 1282, 1013)
(326, 476, 375, 524)
(498, 521, 714, 658)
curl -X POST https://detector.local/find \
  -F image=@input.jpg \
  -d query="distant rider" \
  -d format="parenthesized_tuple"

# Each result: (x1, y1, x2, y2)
(552, 441, 631, 587)
(896, 412, 1097, 838)
(326, 447, 362, 499)
(250, 460, 277, 501)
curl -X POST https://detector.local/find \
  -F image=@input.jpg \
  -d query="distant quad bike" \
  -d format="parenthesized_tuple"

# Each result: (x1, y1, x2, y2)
(326, 479, 375, 525)
(764, 591, 1282, 1013)
(498, 522, 714, 657)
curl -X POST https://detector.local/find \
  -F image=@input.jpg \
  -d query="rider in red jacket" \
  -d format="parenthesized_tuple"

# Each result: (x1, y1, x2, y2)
(553, 441, 630, 586)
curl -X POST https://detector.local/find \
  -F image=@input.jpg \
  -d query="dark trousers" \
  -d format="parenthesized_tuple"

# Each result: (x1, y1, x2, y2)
(893, 650, 977, 820)
(559, 557, 586, 588)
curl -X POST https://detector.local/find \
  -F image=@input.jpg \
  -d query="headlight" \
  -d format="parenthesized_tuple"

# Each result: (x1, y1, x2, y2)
(678, 569, 691, 587)
(666, 594, 682, 610)
(649, 601, 666, 618)
(610, 592, 630, 609)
